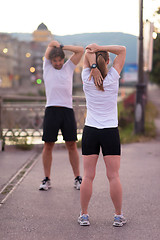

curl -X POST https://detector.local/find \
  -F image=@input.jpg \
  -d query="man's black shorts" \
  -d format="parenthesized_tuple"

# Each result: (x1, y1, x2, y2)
(42, 106, 77, 142)
(82, 126, 121, 156)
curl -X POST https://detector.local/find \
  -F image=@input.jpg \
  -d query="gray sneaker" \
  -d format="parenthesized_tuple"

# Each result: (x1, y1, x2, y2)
(74, 176, 82, 190)
(78, 212, 90, 226)
(113, 214, 127, 227)
(39, 177, 51, 191)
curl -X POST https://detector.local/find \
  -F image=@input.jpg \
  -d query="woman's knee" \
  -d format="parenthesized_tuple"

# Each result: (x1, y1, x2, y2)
(107, 171, 119, 181)
(84, 170, 96, 182)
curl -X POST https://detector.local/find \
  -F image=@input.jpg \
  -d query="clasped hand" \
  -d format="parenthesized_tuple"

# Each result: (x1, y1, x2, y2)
(89, 68, 103, 87)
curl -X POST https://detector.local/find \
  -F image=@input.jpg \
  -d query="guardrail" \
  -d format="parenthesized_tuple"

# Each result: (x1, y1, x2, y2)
(0, 95, 86, 151)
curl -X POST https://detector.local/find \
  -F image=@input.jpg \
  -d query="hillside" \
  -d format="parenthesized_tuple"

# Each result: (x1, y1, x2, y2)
(11, 32, 138, 64)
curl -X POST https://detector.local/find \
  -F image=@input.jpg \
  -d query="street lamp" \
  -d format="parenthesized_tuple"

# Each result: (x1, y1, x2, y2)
(3, 48, 8, 54)
(134, 0, 146, 134)
(152, 32, 157, 39)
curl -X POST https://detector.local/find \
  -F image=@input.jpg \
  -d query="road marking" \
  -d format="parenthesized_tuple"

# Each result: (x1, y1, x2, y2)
(0, 151, 41, 207)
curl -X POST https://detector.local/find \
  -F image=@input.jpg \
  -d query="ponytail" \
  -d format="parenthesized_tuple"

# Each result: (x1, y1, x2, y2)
(96, 51, 109, 91)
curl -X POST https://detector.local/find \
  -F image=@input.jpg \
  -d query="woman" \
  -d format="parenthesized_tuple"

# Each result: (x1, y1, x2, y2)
(78, 43, 127, 227)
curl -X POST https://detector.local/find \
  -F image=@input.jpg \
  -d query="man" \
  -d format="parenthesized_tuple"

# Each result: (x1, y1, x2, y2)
(39, 40, 84, 191)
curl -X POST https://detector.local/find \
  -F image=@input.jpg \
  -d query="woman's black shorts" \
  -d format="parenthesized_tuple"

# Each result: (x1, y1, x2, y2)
(82, 126, 121, 156)
(42, 106, 77, 142)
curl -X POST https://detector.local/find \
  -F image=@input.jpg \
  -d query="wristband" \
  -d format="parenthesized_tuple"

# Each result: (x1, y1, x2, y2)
(60, 44, 64, 49)
(90, 63, 97, 69)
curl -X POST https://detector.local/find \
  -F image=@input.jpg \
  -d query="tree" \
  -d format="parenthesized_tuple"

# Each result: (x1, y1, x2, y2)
(153, 7, 160, 33)
(150, 33, 160, 85)
(150, 6, 160, 85)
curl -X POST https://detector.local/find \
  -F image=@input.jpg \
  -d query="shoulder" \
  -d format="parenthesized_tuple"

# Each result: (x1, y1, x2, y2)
(43, 57, 52, 68)
(103, 67, 120, 88)
(81, 68, 90, 81)
(64, 59, 76, 71)
(108, 67, 120, 79)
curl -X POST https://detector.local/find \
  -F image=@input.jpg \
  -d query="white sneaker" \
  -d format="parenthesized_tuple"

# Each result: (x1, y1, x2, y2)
(39, 177, 51, 191)
(113, 214, 127, 227)
(74, 176, 82, 190)
(78, 212, 90, 226)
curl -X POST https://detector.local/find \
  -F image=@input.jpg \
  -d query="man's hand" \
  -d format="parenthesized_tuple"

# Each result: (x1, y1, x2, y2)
(49, 40, 60, 48)
(89, 68, 103, 86)
(86, 43, 99, 53)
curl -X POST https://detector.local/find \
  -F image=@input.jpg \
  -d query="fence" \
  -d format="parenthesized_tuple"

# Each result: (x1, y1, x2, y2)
(0, 95, 86, 151)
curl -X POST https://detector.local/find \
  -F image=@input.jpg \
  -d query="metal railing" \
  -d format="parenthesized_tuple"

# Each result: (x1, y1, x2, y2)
(0, 95, 86, 150)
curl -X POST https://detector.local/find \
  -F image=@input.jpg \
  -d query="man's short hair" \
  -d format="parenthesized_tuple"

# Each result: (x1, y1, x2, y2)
(49, 47, 65, 60)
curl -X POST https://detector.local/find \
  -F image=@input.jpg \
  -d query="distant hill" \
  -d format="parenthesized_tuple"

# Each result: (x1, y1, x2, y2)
(10, 32, 138, 64)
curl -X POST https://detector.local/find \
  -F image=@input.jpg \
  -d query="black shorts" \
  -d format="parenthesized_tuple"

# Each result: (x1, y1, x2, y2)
(42, 106, 77, 142)
(82, 126, 121, 156)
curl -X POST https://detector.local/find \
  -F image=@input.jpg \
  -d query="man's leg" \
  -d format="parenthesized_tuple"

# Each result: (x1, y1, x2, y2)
(42, 142, 55, 179)
(65, 141, 80, 177)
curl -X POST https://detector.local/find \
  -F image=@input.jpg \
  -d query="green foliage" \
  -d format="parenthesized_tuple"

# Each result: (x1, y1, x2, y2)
(150, 33, 160, 85)
(38, 88, 46, 96)
(77, 139, 82, 148)
(9, 136, 34, 150)
(118, 100, 158, 144)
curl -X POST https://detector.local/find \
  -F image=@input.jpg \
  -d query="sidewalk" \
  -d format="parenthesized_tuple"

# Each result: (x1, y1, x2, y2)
(0, 145, 41, 192)
(0, 84, 160, 240)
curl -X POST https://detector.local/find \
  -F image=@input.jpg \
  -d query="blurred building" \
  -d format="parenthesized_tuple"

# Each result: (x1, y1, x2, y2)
(0, 23, 83, 95)
(0, 23, 53, 91)
(0, 33, 18, 88)
(33, 23, 53, 42)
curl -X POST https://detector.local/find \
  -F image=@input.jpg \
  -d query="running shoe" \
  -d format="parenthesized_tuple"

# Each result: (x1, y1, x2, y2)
(39, 177, 51, 191)
(74, 176, 82, 190)
(113, 214, 127, 227)
(78, 212, 90, 226)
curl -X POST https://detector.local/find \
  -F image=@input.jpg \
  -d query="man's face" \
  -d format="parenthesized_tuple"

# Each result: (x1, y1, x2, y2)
(51, 56, 64, 70)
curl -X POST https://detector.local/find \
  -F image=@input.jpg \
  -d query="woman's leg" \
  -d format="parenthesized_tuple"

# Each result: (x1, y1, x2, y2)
(103, 155, 122, 215)
(80, 155, 99, 214)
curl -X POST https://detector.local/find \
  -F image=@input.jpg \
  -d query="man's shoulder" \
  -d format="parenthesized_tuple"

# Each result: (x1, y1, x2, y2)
(64, 59, 76, 70)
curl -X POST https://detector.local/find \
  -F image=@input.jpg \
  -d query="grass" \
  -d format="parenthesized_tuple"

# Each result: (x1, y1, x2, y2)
(118, 101, 158, 144)
(8, 136, 34, 150)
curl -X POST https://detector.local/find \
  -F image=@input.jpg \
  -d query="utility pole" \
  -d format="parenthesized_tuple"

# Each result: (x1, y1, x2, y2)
(134, 0, 146, 134)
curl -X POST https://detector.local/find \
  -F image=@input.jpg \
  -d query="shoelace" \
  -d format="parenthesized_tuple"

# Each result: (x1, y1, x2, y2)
(75, 176, 82, 183)
(114, 216, 122, 222)
(42, 179, 48, 184)
(82, 215, 89, 220)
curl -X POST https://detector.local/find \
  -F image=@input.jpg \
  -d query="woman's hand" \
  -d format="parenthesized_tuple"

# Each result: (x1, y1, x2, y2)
(89, 68, 103, 86)
(86, 43, 99, 53)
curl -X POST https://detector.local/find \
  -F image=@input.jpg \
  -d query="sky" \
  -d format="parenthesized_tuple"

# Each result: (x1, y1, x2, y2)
(0, 0, 159, 36)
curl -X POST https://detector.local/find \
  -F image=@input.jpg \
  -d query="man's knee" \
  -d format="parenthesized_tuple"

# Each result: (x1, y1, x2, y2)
(65, 141, 77, 151)
(44, 142, 54, 152)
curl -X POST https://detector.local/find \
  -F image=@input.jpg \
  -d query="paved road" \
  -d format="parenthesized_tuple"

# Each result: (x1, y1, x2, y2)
(0, 141, 160, 240)
(0, 84, 160, 240)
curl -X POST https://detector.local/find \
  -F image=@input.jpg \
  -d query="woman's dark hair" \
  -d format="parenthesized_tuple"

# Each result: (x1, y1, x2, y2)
(49, 47, 65, 60)
(96, 51, 109, 91)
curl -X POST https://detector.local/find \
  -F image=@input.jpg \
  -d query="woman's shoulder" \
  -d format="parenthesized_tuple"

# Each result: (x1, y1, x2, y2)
(82, 68, 90, 76)
(81, 68, 91, 82)
(108, 67, 120, 78)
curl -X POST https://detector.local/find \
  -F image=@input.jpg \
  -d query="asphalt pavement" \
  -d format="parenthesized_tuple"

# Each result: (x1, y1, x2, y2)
(0, 84, 160, 240)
